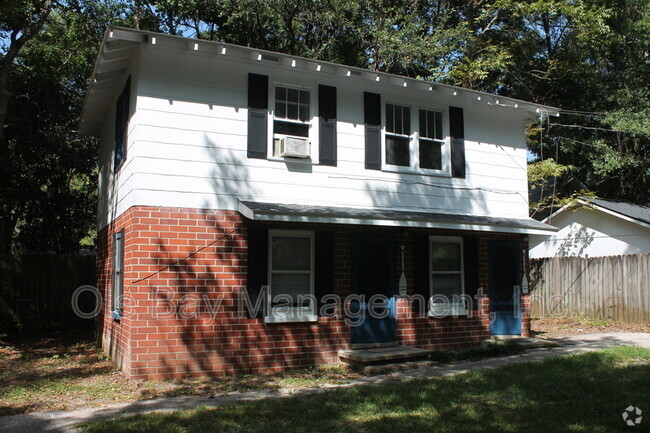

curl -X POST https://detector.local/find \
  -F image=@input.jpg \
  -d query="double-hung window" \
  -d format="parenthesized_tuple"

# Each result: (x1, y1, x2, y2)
(429, 236, 467, 316)
(114, 77, 130, 172)
(267, 230, 316, 322)
(273, 86, 312, 157)
(418, 109, 444, 170)
(384, 103, 446, 173)
(112, 229, 125, 319)
(385, 103, 411, 167)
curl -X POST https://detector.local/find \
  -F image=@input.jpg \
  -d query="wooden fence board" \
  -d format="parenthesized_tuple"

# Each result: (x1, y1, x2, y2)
(0, 255, 96, 329)
(531, 254, 650, 324)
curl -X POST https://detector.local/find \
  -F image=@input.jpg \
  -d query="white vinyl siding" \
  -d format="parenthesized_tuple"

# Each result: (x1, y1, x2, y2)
(98, 42, 533, 229)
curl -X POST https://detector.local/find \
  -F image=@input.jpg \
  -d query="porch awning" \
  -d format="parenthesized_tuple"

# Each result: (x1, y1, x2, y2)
(238, 200, 558, 235)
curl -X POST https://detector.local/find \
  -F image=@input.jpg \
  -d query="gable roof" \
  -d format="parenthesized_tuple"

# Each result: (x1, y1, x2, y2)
(587, 198, 650, 226)
(543, 198, 650, 229)
(79, 26, 560, 136)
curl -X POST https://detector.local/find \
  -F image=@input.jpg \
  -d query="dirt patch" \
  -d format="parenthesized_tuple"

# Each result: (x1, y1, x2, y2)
(532, 315, 650, 339)
(0, 330, 360, 416)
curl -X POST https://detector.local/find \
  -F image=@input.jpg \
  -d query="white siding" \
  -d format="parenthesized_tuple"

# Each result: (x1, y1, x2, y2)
(99, 43, 534, 229)
(97, 52, 140, 228)
(529, 208, 650, 258)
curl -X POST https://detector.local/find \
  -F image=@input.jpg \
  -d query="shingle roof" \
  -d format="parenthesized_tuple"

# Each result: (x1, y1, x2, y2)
(587, 198, 650, 225)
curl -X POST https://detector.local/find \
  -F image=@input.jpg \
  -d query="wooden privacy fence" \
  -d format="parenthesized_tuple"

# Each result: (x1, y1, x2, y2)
(530, 254, 650, 324)
(0, 255, 97, 330)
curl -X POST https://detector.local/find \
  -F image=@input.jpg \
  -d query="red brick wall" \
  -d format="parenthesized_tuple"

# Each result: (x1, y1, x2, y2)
(395, 230, 479, 350)
(97, 206, 530, 379)
(96, 209, 134, 372)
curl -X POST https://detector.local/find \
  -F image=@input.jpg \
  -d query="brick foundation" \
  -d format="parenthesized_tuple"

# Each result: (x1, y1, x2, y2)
(97, 206, 531, 379)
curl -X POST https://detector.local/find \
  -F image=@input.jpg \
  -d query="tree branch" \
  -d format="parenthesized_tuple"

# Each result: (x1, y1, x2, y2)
(0, 0, 54, 142)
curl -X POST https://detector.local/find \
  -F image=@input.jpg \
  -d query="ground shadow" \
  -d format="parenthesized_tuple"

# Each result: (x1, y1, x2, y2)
(76, 345, 650, 433)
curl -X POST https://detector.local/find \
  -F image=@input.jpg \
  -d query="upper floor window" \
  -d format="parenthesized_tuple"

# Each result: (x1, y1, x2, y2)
(384, 103, 446, 174)
(419, 109, 444, 170)
(114, 76, 131, 172)
(273, 86, 312, 159)
(274, 86, 310, 138)
(385, 103, 411, 167)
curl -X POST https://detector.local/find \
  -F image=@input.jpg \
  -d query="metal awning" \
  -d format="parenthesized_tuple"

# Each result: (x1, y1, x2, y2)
(238, 200, 558, 235)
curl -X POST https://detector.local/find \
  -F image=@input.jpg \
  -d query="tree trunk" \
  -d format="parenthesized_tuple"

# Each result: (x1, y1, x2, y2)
(134, 0, 141, 30)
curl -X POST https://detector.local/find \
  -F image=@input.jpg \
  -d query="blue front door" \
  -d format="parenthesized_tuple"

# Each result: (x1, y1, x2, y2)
(350, 235, 397, 344)
(489, 240, 522, 335)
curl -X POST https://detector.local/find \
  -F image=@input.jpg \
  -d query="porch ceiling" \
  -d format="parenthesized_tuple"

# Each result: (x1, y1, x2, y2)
(238, 200, 558, 235)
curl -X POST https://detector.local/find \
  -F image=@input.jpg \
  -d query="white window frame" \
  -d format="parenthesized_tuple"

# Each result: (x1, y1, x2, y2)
(381, 101, 449, 176)
(417, 107, 449, 175)
(112, 229, 125, 319)
(268, 82, 319, 163)
(428, 235, 467, 317)
(384, 102, 413, 170)
(266, 229, 317, 323)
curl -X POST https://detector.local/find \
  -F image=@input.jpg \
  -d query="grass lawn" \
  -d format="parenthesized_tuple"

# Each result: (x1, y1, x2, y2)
(79, 346, 650, 433)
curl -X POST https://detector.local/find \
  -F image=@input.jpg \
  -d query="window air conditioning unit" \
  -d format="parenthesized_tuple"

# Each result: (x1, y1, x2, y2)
(279, 136, 310, 159)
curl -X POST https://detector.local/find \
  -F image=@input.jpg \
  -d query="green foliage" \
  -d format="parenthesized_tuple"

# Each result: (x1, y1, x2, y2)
(528, 158, 570, 183)
(527, 158, 598, 216)
(0, 1, 51, 39)
(1, 1, 129, 253)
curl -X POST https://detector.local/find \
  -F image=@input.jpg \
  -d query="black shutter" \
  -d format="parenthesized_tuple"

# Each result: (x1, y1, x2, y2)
(364, 92, 381, 170)
(449, 106, 466, 178)
(246, 224, 268, 318)
(114, 76, 130, 171)
(462, 235, 479, 305)
(315, 230, 334, 312)
(247, 73, 268, 159)
(413, 233, 430, 301)
(319, 85, 337, 166)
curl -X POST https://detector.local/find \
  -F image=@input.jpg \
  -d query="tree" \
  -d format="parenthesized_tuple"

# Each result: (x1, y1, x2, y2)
(0, 0, 130, 254)
(522, 0, 650, 206)
(0, 0, 53, 143)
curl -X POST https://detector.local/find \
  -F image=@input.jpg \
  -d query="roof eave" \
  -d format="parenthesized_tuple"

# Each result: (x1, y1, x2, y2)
(79, 26, 561, 136)
(542, 198, 650, 230)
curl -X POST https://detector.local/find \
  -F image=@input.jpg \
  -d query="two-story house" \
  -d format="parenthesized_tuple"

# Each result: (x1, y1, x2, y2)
(80, 27, 558, 379)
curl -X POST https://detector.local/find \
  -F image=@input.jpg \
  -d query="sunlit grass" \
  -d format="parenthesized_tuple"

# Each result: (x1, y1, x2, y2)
(79, 346, 650, 433)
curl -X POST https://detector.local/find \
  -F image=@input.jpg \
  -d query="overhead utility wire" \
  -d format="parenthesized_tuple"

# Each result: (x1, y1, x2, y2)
(547, 123, 650, 136)
(558, 109, 607, 117)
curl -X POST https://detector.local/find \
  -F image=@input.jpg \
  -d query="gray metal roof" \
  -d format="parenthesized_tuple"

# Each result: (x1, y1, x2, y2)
(239, 200, 558, 235)
(587, 198, 650, 225)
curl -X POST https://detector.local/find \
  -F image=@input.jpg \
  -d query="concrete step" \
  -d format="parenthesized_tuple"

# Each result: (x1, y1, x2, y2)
(350, 341, 400, 350)
(339, 345, 431, 369)
(490, 336, 559, 349)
